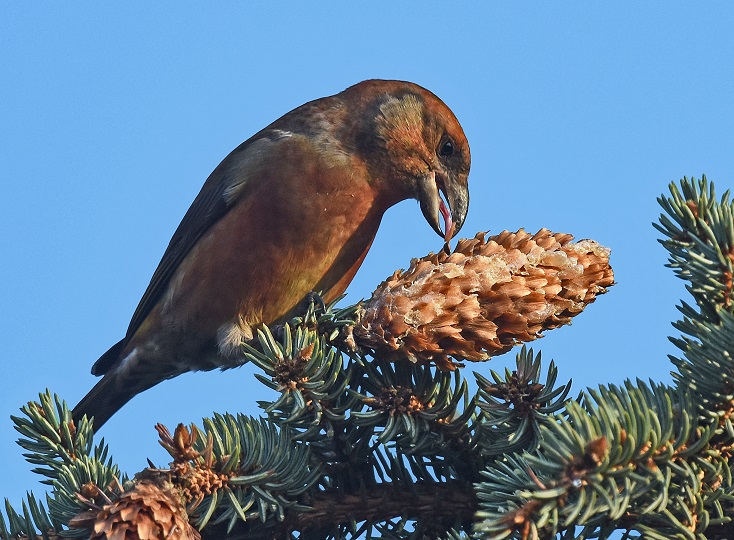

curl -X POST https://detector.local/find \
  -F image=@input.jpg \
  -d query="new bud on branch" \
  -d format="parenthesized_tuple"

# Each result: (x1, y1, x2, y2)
(354, 229, 614, 370)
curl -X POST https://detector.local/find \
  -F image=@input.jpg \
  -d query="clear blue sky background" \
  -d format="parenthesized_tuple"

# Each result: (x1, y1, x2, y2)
(2, 2, 733, 528)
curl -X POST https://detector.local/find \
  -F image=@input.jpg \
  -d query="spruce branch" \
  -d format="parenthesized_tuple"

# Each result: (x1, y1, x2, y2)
(655, 176, 734, 315)
(474, 380, 727, 539)
(475, 347, 572, 458)
(473, 177, 734, 539)
(11, 177, 734, 538)
(204, 480, 477, 539)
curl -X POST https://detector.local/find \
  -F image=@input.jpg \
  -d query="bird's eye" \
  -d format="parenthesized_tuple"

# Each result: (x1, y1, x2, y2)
(439, 138, 454, 157)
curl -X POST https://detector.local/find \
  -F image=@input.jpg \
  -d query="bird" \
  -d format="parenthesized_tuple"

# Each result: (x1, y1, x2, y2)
(73, 79, 471, 430)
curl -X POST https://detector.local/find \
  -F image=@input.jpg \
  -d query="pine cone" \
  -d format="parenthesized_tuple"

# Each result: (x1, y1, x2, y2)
(87, 479, 200, 540)
(354, 229, 614, 370)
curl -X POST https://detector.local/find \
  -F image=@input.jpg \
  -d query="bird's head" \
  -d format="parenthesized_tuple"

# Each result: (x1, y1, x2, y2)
(343, 80, 470, 243)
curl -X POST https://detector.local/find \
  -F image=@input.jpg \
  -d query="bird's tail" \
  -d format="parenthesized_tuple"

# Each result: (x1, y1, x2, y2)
(73, 344, 170, 431)
(72, 373, 139, 431)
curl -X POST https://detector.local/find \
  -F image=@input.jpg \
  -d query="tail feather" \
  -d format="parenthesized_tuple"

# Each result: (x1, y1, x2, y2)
(72, 373, 137, 431)
(74, 345, 179, 431)
(74, 338, 131, 430)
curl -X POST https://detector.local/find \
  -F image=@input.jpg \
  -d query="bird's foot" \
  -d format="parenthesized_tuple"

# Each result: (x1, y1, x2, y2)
(259, 293, 326, 345)
(304, 291, 327, 315)
(269, 323, 287, 343)
(295, 291, 327, 327)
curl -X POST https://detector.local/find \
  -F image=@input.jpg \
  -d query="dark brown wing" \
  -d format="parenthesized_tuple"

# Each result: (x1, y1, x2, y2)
(92, 129, 292, 375)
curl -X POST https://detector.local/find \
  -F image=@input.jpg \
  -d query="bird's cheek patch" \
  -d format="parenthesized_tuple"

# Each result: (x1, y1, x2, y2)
(375, 95, 427, 167)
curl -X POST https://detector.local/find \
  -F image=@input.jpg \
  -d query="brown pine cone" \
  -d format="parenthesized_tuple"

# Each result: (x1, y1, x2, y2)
(354, 229, 614, 370)
(84, 479, 200, 540)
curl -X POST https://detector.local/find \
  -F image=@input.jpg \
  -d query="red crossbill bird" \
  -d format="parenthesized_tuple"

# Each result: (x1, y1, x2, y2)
(73, 80, 471, 430)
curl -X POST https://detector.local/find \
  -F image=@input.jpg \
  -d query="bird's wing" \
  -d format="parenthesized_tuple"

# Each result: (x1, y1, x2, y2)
(125, 130, 295, 345)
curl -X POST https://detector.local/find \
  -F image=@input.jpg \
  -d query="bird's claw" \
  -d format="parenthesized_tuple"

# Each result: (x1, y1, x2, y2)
(302, 291, 327, 317)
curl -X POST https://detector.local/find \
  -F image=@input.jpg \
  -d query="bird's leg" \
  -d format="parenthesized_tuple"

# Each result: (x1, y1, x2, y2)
(268, 323, 287, 343)
(293, 291, 327, 323)
(302, 290, 327, 317)
(266, 292, 327, 342)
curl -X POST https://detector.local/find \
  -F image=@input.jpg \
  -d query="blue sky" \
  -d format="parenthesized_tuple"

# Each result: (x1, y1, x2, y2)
(1, 2, 733, 524)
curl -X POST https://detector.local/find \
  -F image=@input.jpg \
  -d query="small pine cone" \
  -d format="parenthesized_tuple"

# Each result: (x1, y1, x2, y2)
(355, 229, 614, 370)
(87, 479, 200, 540)
(179, 464, 229, 505)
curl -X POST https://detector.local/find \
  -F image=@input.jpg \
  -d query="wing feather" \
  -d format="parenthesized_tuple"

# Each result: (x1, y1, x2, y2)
(124, 130, 292, 344)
